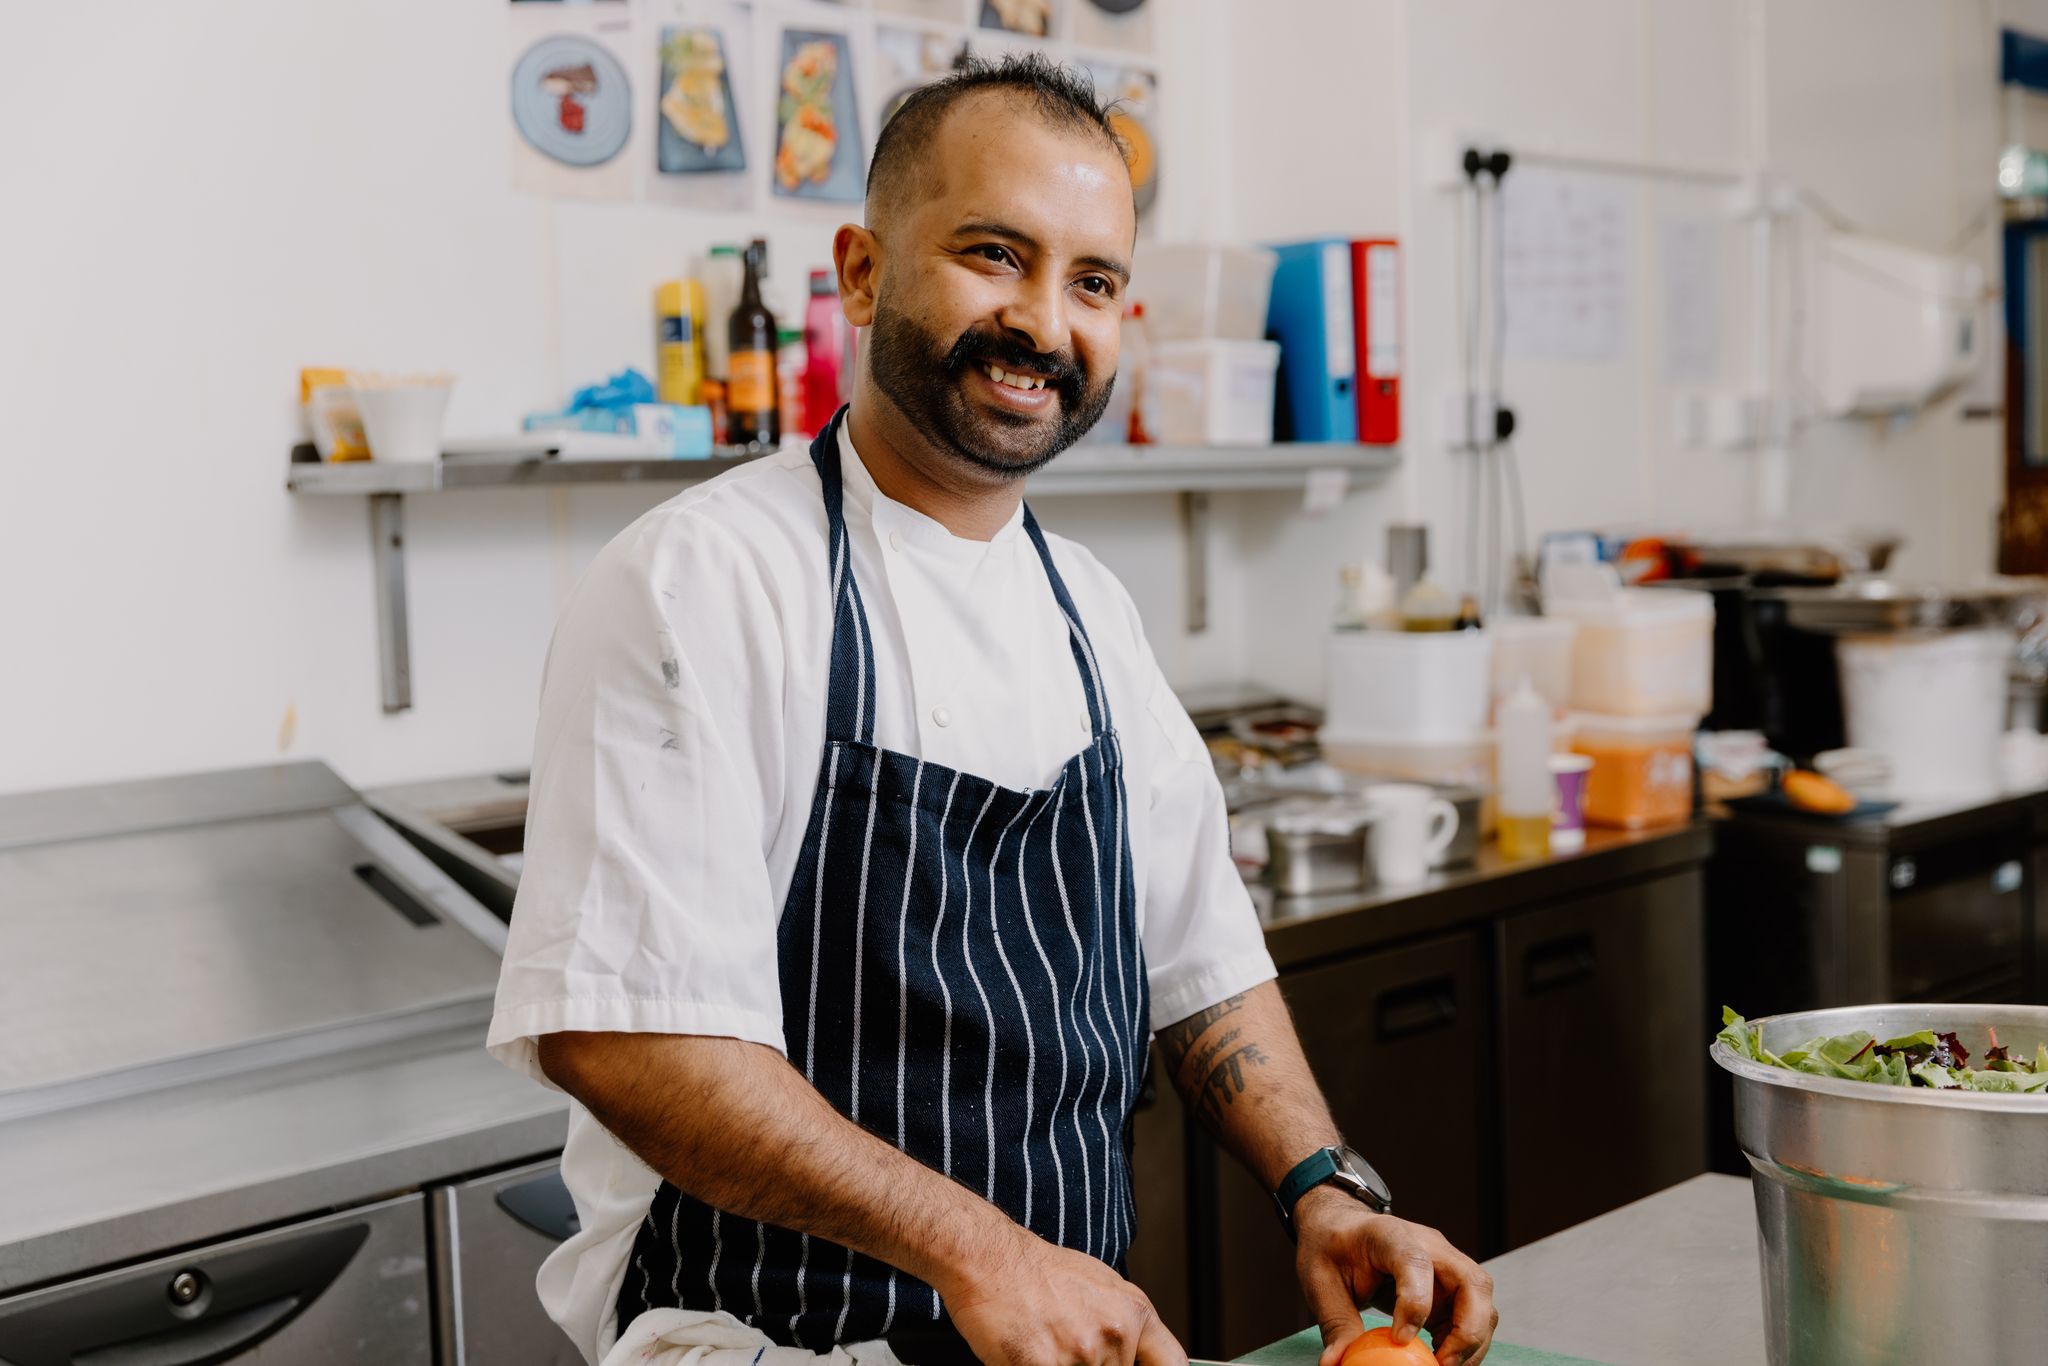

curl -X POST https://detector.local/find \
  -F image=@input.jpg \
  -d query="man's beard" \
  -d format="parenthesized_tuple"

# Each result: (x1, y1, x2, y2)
(865, 294, 1115, 480)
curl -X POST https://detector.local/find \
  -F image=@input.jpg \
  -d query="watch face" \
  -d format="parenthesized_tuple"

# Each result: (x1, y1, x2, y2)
(1336, 1146, 1394, 1209)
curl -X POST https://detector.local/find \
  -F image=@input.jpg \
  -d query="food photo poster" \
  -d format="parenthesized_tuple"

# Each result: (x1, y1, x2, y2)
(505, 0, 1157, 217)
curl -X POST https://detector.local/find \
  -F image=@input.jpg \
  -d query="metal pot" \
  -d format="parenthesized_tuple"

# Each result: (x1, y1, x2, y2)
(1711, 1004, 2048, 1365)
(1264, 809, 1372, 896)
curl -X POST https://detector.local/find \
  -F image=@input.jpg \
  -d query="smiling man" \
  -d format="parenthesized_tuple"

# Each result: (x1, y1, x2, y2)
(489, 55, 1496, 1366)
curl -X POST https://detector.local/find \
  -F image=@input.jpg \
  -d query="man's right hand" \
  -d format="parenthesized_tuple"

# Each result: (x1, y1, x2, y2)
(937, 1225, 1187, 1366)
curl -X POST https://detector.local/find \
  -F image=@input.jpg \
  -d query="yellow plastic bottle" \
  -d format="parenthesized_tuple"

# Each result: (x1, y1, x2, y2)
(655, 279, 706, 405)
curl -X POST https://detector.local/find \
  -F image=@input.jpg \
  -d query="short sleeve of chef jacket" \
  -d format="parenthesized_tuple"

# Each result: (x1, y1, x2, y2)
(487, 473, 1276, 1088)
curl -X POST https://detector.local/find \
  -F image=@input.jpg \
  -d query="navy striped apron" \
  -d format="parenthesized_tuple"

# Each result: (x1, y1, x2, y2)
(618, 411, 1151, 1355)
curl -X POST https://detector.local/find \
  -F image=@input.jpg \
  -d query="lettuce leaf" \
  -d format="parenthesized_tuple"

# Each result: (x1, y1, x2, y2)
(1716, 1008, 2044, 1093)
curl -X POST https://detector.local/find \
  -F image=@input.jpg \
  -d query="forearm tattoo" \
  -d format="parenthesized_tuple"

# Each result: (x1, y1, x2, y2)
(1160, 991, 1270, 1129)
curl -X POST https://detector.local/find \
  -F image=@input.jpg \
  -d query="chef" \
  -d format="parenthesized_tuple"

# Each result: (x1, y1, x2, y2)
(489, 53, 1496, 1366)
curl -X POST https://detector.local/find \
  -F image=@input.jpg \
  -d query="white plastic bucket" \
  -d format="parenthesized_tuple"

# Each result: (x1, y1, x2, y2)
(1134, 243, 1279, 342)
(1147, 339, 1281, 446)
(349, 378, 453, 463)
(1324, 629, 1494, 744)
(1549, 585, 1714, 717)
(1837, 628, 2011, 800)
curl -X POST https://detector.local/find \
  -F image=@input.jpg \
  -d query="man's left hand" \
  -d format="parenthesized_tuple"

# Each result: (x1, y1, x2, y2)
(1292, 1187, 1497, 1366)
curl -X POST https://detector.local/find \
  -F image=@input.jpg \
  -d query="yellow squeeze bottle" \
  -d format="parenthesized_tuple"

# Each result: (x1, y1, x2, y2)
(656, 279, 706, 405)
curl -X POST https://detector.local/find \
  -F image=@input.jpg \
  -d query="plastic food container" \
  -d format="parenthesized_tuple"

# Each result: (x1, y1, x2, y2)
(1147, 339, 1280, 446)
(1836, 628, 2010, 801)
(1134, 243, 1279, 342)
(348, 373, 454, 463)
(1489, 615, 1577, 717)
(1549, 586, 1713, 717)
(1569, 710, 1699, 829)
(1324, 629, 1494, 744)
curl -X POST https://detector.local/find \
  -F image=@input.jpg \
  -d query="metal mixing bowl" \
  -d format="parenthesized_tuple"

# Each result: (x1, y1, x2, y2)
(1712, 1004, 2048, 1364)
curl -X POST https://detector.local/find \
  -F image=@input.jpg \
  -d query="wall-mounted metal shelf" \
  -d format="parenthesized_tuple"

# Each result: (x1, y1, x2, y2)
(286, 440, 1400, 712)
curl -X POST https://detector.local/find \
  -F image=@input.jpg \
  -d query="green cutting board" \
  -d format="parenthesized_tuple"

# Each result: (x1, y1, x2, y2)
(1232, 1319, 1613, 1366)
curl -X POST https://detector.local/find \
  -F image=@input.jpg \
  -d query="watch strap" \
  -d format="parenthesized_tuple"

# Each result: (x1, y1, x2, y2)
(1274, 1147, 1343, 1224)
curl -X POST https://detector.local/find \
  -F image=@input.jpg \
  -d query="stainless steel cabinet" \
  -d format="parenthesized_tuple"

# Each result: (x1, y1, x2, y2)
(1497, 871, 1707, 1249)
(1203, 931, 1489, 1357)
(430, 1158, 583, 1366)
(1889, 842, 2028, 1002)
(0, 1193, 430, 1364)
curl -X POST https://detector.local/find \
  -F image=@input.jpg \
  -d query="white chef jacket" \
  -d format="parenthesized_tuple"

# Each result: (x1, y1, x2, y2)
(488, 422, 1276, 1364)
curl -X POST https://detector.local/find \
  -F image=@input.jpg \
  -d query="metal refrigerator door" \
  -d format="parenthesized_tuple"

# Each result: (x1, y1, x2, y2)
(432, 1157, 584, 1366)
(0, 1192, 431, 1364)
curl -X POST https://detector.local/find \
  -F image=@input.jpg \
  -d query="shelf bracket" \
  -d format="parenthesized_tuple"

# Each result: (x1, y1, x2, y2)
(1180, 490, 1210, 636)
(370, 492, 413, 713)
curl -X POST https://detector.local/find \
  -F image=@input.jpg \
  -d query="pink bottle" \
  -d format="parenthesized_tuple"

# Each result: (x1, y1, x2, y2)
(804, 271, 844, 430)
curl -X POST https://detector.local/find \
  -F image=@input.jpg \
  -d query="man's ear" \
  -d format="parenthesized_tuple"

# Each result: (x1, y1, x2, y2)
(833, 224, 879, 328)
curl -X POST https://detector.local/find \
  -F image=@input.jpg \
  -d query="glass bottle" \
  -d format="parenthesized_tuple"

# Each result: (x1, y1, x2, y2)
(726, 239, 781, 449)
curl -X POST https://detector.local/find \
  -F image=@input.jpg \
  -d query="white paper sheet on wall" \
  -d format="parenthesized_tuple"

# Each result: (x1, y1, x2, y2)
(1502, 167, 1631, 361)
(1660, 215, 1720, 384)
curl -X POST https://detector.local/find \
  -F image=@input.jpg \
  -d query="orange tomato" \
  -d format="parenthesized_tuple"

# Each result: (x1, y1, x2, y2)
(1784, 769, 1856, 815)
(1340, 1325, 1437, 1366)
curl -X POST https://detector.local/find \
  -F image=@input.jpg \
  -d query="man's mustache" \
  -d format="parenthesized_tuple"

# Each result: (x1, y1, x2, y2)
(942, 327, 1085, 396)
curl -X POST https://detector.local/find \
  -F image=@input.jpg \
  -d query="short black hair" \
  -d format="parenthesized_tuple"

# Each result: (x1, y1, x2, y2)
(865, 52, 1126, 227)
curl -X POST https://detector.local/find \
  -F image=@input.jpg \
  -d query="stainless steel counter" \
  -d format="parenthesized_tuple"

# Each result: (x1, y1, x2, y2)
(0, 1024, 566, 1292)
(2, 760, 1709, 1308)
(1254, 822, 1712, 971)
(1481, 1174, 1763, 1365)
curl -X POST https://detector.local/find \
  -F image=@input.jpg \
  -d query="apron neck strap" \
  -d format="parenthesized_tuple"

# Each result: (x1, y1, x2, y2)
(810, 408, 880, 747)
(808, 408, 1112, 745)
(1021, 508, 1110, 736)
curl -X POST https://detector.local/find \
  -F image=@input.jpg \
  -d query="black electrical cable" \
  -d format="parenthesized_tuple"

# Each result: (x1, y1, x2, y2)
(1486, 151, 1530, 611)
(1461, 152, 1485, 598)
(1504, 438, 1532, 610)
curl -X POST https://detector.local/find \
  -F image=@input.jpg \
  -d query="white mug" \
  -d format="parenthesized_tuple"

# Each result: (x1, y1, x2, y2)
(1363, 783, 1459, 888)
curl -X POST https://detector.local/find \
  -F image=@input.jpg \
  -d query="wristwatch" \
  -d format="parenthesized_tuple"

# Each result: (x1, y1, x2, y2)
(1274, 1145, 1393, 1235)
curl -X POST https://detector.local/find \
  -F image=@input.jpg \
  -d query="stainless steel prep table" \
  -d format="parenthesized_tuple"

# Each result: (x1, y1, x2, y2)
(0, 762, 573, 1363)
(0, 1023, 564, 1292)
(1478, 1173, 1764, 1366)
(1235, 1174, 1765, 1366)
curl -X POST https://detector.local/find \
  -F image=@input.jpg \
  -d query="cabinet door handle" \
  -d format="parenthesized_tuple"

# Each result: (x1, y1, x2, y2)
(0, 1222, 367, 1366)
(495, 1169, 583, 1242)
(1523, 933, 1598, 994)
(74, 1297, 300, 1366)
(1375, 976, 1457, 1041)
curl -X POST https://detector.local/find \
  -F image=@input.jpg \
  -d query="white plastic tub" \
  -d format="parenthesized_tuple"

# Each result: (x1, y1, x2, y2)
(1548, 585, 1713, 716)
(1837, 628, 2011, 800)
(1148, 339, 1280, 446)
(1324, 628, 1494, 744)
(1135, 243, 1279, 342)
(348, 374, 454, 463)
(1320, 732, 1495, 791)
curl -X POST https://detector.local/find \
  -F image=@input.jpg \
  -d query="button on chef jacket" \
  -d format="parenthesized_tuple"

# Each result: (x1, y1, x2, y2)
(488, 422, 1278, 1365)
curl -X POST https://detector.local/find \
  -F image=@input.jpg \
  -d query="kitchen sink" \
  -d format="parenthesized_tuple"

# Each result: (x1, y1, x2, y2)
(366, 772, 530, 922)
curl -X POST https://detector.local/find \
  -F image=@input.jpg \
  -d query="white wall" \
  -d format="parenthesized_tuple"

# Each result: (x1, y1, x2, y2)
(0, 0, 1234, 796)
(1222, 0, 2014, 703)
(0, 0, 2026, 794)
